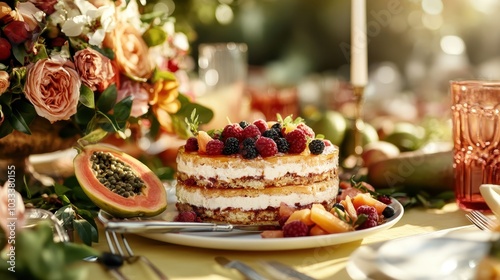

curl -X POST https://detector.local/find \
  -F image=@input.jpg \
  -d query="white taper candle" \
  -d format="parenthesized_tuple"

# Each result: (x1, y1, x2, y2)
(351, 0, 368, 87)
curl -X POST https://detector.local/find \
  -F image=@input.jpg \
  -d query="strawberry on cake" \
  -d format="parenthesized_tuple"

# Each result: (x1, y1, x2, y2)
(175, 116, 340, 225)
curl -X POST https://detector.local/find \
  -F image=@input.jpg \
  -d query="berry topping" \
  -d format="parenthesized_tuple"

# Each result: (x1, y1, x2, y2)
(185, 137, 199, 152)
(239, 121, 250, 129)
(271, 122, 283, 136)
(323, 139, 332, 147)
(308, 139, 325, 155)
(240, 138, 258, 159)
(222, 137, 239, 155)
(255, 136, 278, 157)
(275, 137, 290, 153)
(253, 119, 268, 133)
(262, 128, 280, 140)
(241, 124, 262, 140)
(284, 129, 307, 154)
(282, 220, 309, 237)
(297, 123, 315, 138)
(221, 123, 243, 141)
(206, 139, 224, 155)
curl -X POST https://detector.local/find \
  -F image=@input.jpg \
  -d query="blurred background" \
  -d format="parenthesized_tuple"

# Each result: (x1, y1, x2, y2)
(146, 0, 500, 161)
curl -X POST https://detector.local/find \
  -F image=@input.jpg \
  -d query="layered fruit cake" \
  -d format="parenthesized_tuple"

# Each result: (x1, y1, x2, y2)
(175, 116, 339, 225)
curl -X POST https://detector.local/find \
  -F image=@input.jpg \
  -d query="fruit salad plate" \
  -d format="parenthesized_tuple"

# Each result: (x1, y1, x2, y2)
(127, 186, 404, 251)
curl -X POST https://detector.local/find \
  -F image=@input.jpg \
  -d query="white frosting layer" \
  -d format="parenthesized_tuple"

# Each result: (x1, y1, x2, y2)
(177, 146, 338, 181)
(176, 183, 339, 211)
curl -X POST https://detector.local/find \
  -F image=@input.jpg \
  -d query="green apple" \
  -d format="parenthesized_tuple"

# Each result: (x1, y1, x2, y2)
(340, 120, 379, 159)
(383, 122, 426, 152)
(308, 110, 347, 147)
(361, 141, 400, 167)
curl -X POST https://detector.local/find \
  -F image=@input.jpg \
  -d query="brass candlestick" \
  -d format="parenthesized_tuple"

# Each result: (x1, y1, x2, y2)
(342, 85, 365, 174)
(352, 85, 365, 161)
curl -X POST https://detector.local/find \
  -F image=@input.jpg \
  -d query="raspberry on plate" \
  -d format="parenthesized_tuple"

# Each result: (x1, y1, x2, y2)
(283, 220, 309, 237)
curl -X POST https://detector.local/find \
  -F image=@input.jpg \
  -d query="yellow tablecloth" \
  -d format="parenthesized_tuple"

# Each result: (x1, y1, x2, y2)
(84, 203, 473, 280)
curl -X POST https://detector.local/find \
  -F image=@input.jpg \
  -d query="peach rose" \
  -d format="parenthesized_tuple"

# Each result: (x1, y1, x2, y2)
(24, 58, 81, 123)
(74, 47, 116, 92)
(117, 79, 150, 118)
(0, 70, 9, 94)
(103, 22, 154, 81)
(149, 79, 181, 132)
(0, 181, 25, 235)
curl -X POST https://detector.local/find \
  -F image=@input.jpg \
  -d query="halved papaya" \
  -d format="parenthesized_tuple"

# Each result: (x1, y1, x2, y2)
(74, 144, 167, 218)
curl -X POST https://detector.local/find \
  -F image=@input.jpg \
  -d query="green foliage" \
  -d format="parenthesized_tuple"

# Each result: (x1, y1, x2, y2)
(0, 222, 98, 280)
(22, 176, 100, 246)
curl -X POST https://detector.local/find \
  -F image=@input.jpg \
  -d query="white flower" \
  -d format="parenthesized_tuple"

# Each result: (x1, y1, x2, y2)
(56, 0, 116, 48)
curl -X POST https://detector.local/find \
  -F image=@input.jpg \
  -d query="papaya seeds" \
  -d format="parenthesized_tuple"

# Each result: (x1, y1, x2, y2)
(74, 144, 167, 218)
(91, 151, 145, 198)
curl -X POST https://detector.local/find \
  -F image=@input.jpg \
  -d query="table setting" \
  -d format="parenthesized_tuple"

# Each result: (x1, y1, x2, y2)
(2, 0, 500, 280)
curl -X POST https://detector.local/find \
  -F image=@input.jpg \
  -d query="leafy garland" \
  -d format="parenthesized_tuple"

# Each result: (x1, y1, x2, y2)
(350, 175, 455, 209)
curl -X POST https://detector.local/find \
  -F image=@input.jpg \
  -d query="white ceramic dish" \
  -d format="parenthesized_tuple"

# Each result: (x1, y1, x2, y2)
(347, 226, 492, 280)
(133, 188, 404, 251)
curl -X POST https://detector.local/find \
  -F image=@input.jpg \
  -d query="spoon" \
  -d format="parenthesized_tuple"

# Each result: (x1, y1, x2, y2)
(84, 252, 127, 280)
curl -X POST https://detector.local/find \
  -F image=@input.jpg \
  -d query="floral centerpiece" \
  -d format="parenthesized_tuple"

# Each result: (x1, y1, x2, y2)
(0, 0, 211, 147)
(0, 0, 213, 268)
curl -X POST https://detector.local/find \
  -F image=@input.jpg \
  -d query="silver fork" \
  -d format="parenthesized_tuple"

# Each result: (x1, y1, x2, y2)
(465, 210, 498, 231)
(105, 230, 168, 280)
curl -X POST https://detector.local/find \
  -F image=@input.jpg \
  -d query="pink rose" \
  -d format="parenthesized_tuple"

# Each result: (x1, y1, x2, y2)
(0, 70, 9, 94)
(74, 48, 116, 92)
(24, 58, 81, 123)
(118, 79, 150, 118)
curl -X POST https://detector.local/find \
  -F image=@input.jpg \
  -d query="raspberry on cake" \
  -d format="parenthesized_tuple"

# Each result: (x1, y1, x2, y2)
(175, 115, 340, 225)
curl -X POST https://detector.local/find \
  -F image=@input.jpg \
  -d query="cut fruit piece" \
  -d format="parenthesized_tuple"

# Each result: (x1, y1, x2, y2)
(342, 196, 358, 222)
(310, 204, 353, 233)
(309, 225, 329, 236)
(279, 202, 296, 218)
(261, 230, 284, 238)
(74, 144, 167, 218)
(285, 209, 314, 226)
(352, 193, 387, 215)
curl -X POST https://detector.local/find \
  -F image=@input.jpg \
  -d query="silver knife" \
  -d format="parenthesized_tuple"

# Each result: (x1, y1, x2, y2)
(259, 260, 316, 280)
(99, 211, 276, 233)
(215, 256, 268, 280)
